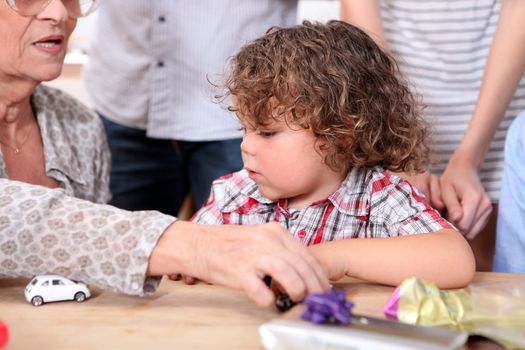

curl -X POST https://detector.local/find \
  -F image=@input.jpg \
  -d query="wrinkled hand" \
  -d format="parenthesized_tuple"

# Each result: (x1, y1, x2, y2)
(440, 161, 492, 239)
(189, 222, 330, 307)
(392, 170, 445, 211)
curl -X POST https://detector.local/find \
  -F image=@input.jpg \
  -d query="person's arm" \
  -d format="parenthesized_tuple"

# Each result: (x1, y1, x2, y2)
(340, 0, 387, 48)
(308, 174, 475, 289)
(0, 178, 174, 296)
(440, 0, 525, 238)
(309, 228, 475, 289)
(0, 179, 329, 307)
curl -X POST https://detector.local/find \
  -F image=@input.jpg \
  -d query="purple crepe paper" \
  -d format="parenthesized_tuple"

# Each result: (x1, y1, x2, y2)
(301, 290, 354, 325)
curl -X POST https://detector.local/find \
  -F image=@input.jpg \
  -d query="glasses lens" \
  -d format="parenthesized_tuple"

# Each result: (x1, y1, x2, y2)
(7, 0, 50, 16)
(64, 0, 99, 18)
(7, 0, 99, 18)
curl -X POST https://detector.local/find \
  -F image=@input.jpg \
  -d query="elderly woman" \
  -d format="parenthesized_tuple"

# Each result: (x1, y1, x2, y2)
(0, 0, 328, 307)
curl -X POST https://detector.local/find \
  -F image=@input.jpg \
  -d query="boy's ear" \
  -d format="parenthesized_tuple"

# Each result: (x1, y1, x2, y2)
(313, 136, 331, 155)
(314, 135, 352, 170)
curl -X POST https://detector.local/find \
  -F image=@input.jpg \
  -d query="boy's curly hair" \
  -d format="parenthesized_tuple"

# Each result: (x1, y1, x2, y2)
(222, 20, 430, 174)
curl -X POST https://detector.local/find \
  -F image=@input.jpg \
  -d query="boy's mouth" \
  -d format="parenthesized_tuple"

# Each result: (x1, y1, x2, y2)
(246, 168, 261, 180)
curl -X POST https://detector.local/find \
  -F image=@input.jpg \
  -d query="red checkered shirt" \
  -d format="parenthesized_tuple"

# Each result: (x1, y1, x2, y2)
(191, 167, 452, 245)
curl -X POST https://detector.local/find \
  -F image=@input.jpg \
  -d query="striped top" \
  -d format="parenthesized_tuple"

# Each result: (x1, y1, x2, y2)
(191, 167, 451, 244)
(380, 0, 525, 200)
(84, 0, 297, 141)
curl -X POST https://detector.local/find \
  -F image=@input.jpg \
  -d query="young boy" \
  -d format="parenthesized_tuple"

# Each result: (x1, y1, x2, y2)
(192, 21, 475, 288)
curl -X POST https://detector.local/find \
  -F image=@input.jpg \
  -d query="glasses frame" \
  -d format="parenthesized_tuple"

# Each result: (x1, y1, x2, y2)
(5, 0, 99, 18)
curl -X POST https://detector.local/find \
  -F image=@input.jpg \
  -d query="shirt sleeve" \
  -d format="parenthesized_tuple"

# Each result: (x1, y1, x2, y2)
(93, 114, 112, 204)
(370, 178, 452, 237)
(0, 179, 176, 296)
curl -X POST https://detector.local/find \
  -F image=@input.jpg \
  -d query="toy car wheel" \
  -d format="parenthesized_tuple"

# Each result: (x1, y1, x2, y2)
(74, 292, 86, 303)
(31, 296, 44, 307)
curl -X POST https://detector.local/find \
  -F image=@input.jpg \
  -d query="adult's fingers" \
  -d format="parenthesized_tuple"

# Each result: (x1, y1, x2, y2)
(465, 207, 491, 240)
(455, 189, 491, 235)
(418, 183, 431, 200)
(454, 193, 481, 234)
(429, 174, 445, 211)
(183, 275, 197, 285)
(169, 274, 181, 281)
(465, 198, 492, 240)
(240, 273, 277, 308)
(254, 253, 310, 302)
(196, 222, 329, 307)
(273, 229, 330, 293)
(441, 183, 463, 224)
(247, 225, 329, 302)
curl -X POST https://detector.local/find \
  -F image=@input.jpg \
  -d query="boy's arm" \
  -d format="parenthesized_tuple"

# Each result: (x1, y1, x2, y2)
(309, 173, 475, 289)
(309, 229, 475, 289)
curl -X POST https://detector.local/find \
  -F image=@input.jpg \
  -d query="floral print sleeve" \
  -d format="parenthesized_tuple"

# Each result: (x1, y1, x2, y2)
(0, 179, 176, 296)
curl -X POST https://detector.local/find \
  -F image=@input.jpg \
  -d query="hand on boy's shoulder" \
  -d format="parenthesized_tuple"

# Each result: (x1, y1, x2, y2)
(390, 170, 445, 211)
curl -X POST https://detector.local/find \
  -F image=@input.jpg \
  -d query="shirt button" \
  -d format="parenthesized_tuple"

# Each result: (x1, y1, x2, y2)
(157, 61, 164, 68)
(131, 282, 140, 291)
(297, 229, 306, 238)
(158, 16, 166, 22)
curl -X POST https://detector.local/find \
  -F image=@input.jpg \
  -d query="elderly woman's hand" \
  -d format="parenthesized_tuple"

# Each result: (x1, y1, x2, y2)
(148, 221, 330, 307)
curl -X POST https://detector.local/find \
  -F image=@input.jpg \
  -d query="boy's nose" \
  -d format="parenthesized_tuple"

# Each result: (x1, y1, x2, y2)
(240, 133, 255, 156)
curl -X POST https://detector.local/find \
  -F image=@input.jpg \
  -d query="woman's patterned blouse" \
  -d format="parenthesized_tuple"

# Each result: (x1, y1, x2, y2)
(0, 86, 176, 295)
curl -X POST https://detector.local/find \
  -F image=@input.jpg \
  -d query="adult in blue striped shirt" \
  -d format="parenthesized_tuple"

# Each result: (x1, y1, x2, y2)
(84, 0, 298, 215)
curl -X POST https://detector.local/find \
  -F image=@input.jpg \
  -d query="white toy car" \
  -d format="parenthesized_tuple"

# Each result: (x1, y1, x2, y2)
(25, 274, 91, 306)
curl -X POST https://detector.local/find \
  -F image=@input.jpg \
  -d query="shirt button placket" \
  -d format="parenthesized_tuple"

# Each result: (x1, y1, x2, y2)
(156, 13, 166, 69)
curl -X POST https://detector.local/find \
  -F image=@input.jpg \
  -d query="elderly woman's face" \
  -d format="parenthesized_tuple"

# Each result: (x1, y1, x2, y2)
(0, 0, 77, 83)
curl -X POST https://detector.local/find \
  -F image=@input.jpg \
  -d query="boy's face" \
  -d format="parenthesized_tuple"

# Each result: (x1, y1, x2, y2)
(240, 117, 345, 209)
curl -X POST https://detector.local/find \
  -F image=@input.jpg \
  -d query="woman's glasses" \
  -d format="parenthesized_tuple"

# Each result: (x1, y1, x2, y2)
(5, 0, 99, 18)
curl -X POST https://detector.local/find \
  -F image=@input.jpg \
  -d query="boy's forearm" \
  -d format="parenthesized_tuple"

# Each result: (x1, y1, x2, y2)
(311, 229, 475, 289)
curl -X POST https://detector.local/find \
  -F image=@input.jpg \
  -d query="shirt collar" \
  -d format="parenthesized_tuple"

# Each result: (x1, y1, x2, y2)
(223, 167, 376, 217)
(325, 167, 374, 217)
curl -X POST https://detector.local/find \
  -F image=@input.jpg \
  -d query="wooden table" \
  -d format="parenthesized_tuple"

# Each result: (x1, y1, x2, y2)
(0, 272, 523, 350)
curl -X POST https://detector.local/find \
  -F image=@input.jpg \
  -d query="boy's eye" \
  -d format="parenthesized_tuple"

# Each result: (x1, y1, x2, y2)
(237, 126, 247, 133)
(258, 131, 276, 138)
